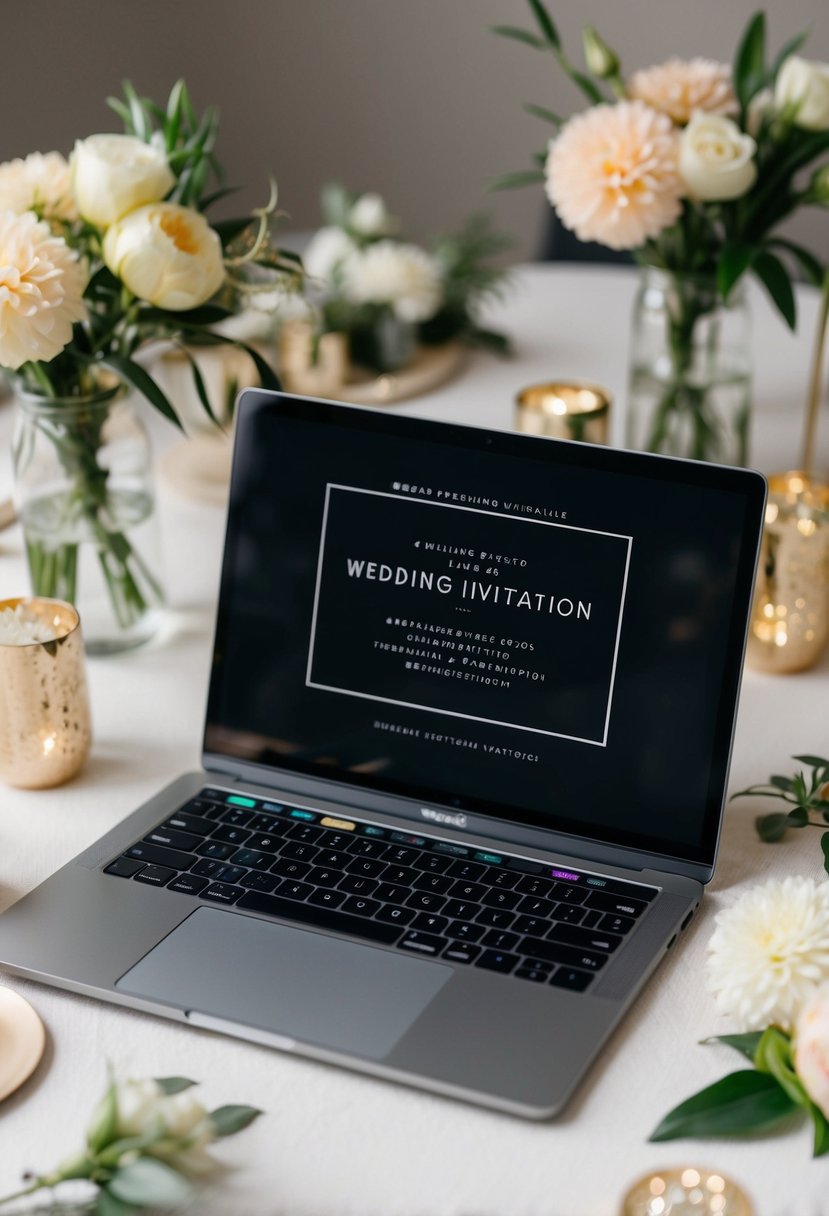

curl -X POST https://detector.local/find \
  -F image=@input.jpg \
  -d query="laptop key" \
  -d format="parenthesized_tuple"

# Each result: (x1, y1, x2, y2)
(549, 923, 623, 953)
(164, 812, 214, 836)
(374, 881, 409, 904)
(220, 808, 253, 827)
(442, 942, 480, 965)
(413, 872, 453, 895)
(190, 858, 223, 880)
(516, 875, 555, 899)
(134, 864, 177, 886)
(375, 904, 416, 927)
(449, 880, 487, 902)
(166, 873, 209, 896)
(383, 864, 419, 887)
(239, 871, 280, 893)
(280, 842, 320, 863)
(482, 929, 519, 952)
(275, 879, 314, 902)
(317, 831, 354, 852)
(447, 920, 485, 942)
(208, 863, 247, 885)
(341, 896, 382, 918)
(146, 827, 203, 852)
(411, 853, 452, 875)
(512, 915, 549, 937)
(196, 840, 236, 861)
(515, 966, 549, 983)
(211, 825, 251, 847)
(246, 813, 285, 833)
(345, 857, 386, 879)
(285, 823, 325, 844)
(338, 874, 378, 897)
(599, 912, 635, 935)
(105, 856, 145, 878)
(551, 883, 588, 905)
(398, 931, 446, 957)
(476, 907, 515, 929)
(382, 845, 420, 866)
(446, 859, 486, 882)
(549, 967, 593, 992)
(482, 888, 520, 911)
(315, 848, 350, 869)
(406, 891, 446, 913)
(475, 949, 519, 975)
(307, 887, 347, 910)
(200, 882, 243, 905)
(516, 895, 555, 918)
(127, 842, 195, 870)
(481, 868, 519, 890)
(306, 867, 341, 888)
(520, 937, 608, 971)
(581, 909, 602, 929)
(270, 858, 311, 880)
(411, 912, 448, 934)
(553, 903, 587, 925)
(230, 848, 272, 872)
(237, 891, 402, 946)
(442, 899, 478, 921)
(584, 891, 649, 918)
(347, 838, 387, 858)
(246, 833, 282, 853)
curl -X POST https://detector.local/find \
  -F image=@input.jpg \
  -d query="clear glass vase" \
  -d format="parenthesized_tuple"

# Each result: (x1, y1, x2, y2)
(626, 267, 751, 465)
(12, 385, 165, 654)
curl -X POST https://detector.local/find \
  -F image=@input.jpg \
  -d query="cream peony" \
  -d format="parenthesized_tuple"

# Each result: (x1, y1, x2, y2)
(348, 192, 396, 237)
(545, 101, 682, 250)
(342, 240, 443, 322)
(775, 55, 829, 131)
(628, 58, 737, 125)
(0, 210, 87, 369)
(304, 225, 357, 284)
(71, 134, 175, 228)
(103, 202, 224, 310)
(706, 876, 829, 1031)
(0, 152, 77, 221)
(678, 112, 757, 201)
(113, 1078, 217, 1174)
(794, 983, 829, 1117)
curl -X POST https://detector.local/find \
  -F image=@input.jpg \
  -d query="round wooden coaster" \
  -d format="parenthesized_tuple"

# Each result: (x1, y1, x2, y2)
(0, 987, 45, 1102)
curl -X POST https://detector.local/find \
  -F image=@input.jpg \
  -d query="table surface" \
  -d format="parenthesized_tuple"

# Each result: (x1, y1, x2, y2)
(0, 264, 827, 1216)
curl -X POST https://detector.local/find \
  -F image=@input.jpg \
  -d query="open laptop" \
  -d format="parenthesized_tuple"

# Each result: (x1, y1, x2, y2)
(0, 391, 765, 1118)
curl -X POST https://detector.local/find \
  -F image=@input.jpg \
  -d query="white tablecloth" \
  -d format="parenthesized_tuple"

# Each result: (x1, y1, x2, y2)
(0, 265, 827, 1215)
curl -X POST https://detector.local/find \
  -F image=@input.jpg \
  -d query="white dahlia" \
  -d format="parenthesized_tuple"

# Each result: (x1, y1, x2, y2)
(0, 210, 87, 369)
(706, 876, 829, 1031)
(628, 58, 737, 125)
(342, 241, 443, 322)
(0, 152, 77, 221)
(303, 225, 357, 285)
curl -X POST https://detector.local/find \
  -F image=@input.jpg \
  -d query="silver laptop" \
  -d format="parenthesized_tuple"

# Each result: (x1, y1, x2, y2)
(0, 391, 765, 1118)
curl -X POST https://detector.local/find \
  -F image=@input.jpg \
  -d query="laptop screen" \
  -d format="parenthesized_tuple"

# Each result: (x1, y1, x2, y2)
(205, 392, 765, 867)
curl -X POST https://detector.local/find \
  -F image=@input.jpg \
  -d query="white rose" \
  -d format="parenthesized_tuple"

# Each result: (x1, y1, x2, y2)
(103, 202, 225, 310)
(678, 112, 757, 201)
(348, 193, 396, 237)
(71, 134, 175, 228)
(113, 1079, 217, 1173)
(342, 240, 443, 322)
(303, 225, 357, 284)
(775, 56, 829, 131)
(794, 983, 829, 1117)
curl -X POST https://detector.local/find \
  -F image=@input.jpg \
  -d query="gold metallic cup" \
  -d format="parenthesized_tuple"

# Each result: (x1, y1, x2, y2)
(515, 381, 611, 444)
(621, 1166, 754, 1216)
(746, 472, 829, 675)
(0, 597, 92, 788)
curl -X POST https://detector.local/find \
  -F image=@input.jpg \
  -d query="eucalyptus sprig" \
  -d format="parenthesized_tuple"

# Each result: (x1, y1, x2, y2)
(0, 1072, 261, 1215)
(731, 753, 829, 872)
(651, 1028, 829, 1155)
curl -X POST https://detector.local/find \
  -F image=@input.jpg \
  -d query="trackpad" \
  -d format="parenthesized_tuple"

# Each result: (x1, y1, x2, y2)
(116, 907, 451, 1059)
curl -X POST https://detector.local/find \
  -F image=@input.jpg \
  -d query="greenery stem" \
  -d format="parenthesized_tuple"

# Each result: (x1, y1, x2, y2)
(801, 270, 829, 476)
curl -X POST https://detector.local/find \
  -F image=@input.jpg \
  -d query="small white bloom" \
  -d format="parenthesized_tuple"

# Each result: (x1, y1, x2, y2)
(678, 112, 757, 201)
(0, 604, 57, 645)
(706, 876, 829, 1031)
(348, 193, 396, 237)
(0, 210, 87, 369)
(342, 240, 443, 322)
(114, 1079, 217, 1173)
(71, 134, 175, 228)
(794, 982, 829, 1117)
(775, 56, 829, 131)
(303, 226, 357, 285)
(103, 202, 224, 310)
(0, 152, 77, 221)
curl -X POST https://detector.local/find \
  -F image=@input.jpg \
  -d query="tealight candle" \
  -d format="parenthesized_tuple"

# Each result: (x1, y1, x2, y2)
(621, 1167, 754, 1216)
(0, 597, 92, 789)
(515, 381, 611, 444)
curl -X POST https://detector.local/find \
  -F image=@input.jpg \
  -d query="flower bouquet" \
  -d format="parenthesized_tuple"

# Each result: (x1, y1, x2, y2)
(300, 185, 510, 384)
(1, 81, 301, 651)
(496, 4, 829, 463)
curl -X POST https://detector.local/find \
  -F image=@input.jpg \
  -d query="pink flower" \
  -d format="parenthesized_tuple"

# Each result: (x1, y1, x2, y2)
(545, 101, 683, 251)
(795, 983, 829, 1117)
(628, 58, 737, 125)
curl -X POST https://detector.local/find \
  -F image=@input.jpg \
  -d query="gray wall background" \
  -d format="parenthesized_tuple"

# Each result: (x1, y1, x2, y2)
(3, 1, 829, 260)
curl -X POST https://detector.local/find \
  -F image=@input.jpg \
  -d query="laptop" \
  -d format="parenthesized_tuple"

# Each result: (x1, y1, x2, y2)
(0, 390, 766, 1118)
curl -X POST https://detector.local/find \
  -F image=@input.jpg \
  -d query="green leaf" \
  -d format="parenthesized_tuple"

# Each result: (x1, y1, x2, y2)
(787, 806, 809, 827)
(199, 184, 241, 211)
(717, 243, 754, 301)
(106, 96, 134, 131)
(109, 1158, 194, 1208)
(649, 1070, 797, 1142)
(523, 103, 563, 125)
(526, 0, 560, 48)
(490, 25, 546, 49)
(181, 347, 223, 427)
(756, 811, 790, 841)
(754, 1026, 808, 1107)
(822, 831, 829, 877)
(96, 1188, 138, 1216)
(138, 303, 233, 328)
(766, 240, 825, 287)
(566, 68, 604, 104)
(490, 169, 546, 191)
(154, 1076, 197, 1095)
(753, 250, 797, 329)
(733, 12, 767, 110)
(704, 1032, 764, 1061)
(769, 774, 796, 792)
(210, 1103, 263, 1136)
(812, 1104, 829, 1156)
(99, 354, 184, 429)
(792, 754, 829, 769)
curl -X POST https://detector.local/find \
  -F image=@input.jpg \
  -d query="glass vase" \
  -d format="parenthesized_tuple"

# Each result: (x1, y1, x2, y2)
(12, 385, 165, 654)
(626, 267, 751, 465)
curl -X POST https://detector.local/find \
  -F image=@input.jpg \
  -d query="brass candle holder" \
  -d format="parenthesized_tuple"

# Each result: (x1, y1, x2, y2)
(515, 381, 611, 444)
(621, 1166, 754, 1216)
(0, 597, 92, 788)
(746, 472, 829, 674)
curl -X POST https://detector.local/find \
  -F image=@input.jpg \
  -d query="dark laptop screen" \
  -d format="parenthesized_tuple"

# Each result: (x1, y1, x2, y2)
(205, 393, 765, 867)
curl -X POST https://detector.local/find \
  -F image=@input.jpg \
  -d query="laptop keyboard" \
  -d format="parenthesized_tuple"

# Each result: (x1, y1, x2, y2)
(104, 787, 659, 994)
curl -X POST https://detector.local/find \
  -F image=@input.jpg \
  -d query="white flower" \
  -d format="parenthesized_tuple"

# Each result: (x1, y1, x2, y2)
(0, 604, 56, 645)
(342, 241, 443, 322)
(304, 225, 357, 284)
(0, 210, 87, 369)
(746, 87, 776, 137)
(71, 134, 175, 228)
(706, 876, 829, 1031)
(348, 192, 396, 237)
(775, 56, 829, 131)
(678, 112, 757, 201)
(103, 202, 224, 310)
(0, 152, 77, 221)
(794, 983, 829, 1117)
(114, 1079, 217, 1174)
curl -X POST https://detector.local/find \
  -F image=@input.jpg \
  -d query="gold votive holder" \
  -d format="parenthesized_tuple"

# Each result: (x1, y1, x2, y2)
(745, 471, 829, 675)
(621, 1166, 754, 1216)
(0, 597, 92, 789)
(515, 381, 611, 444)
